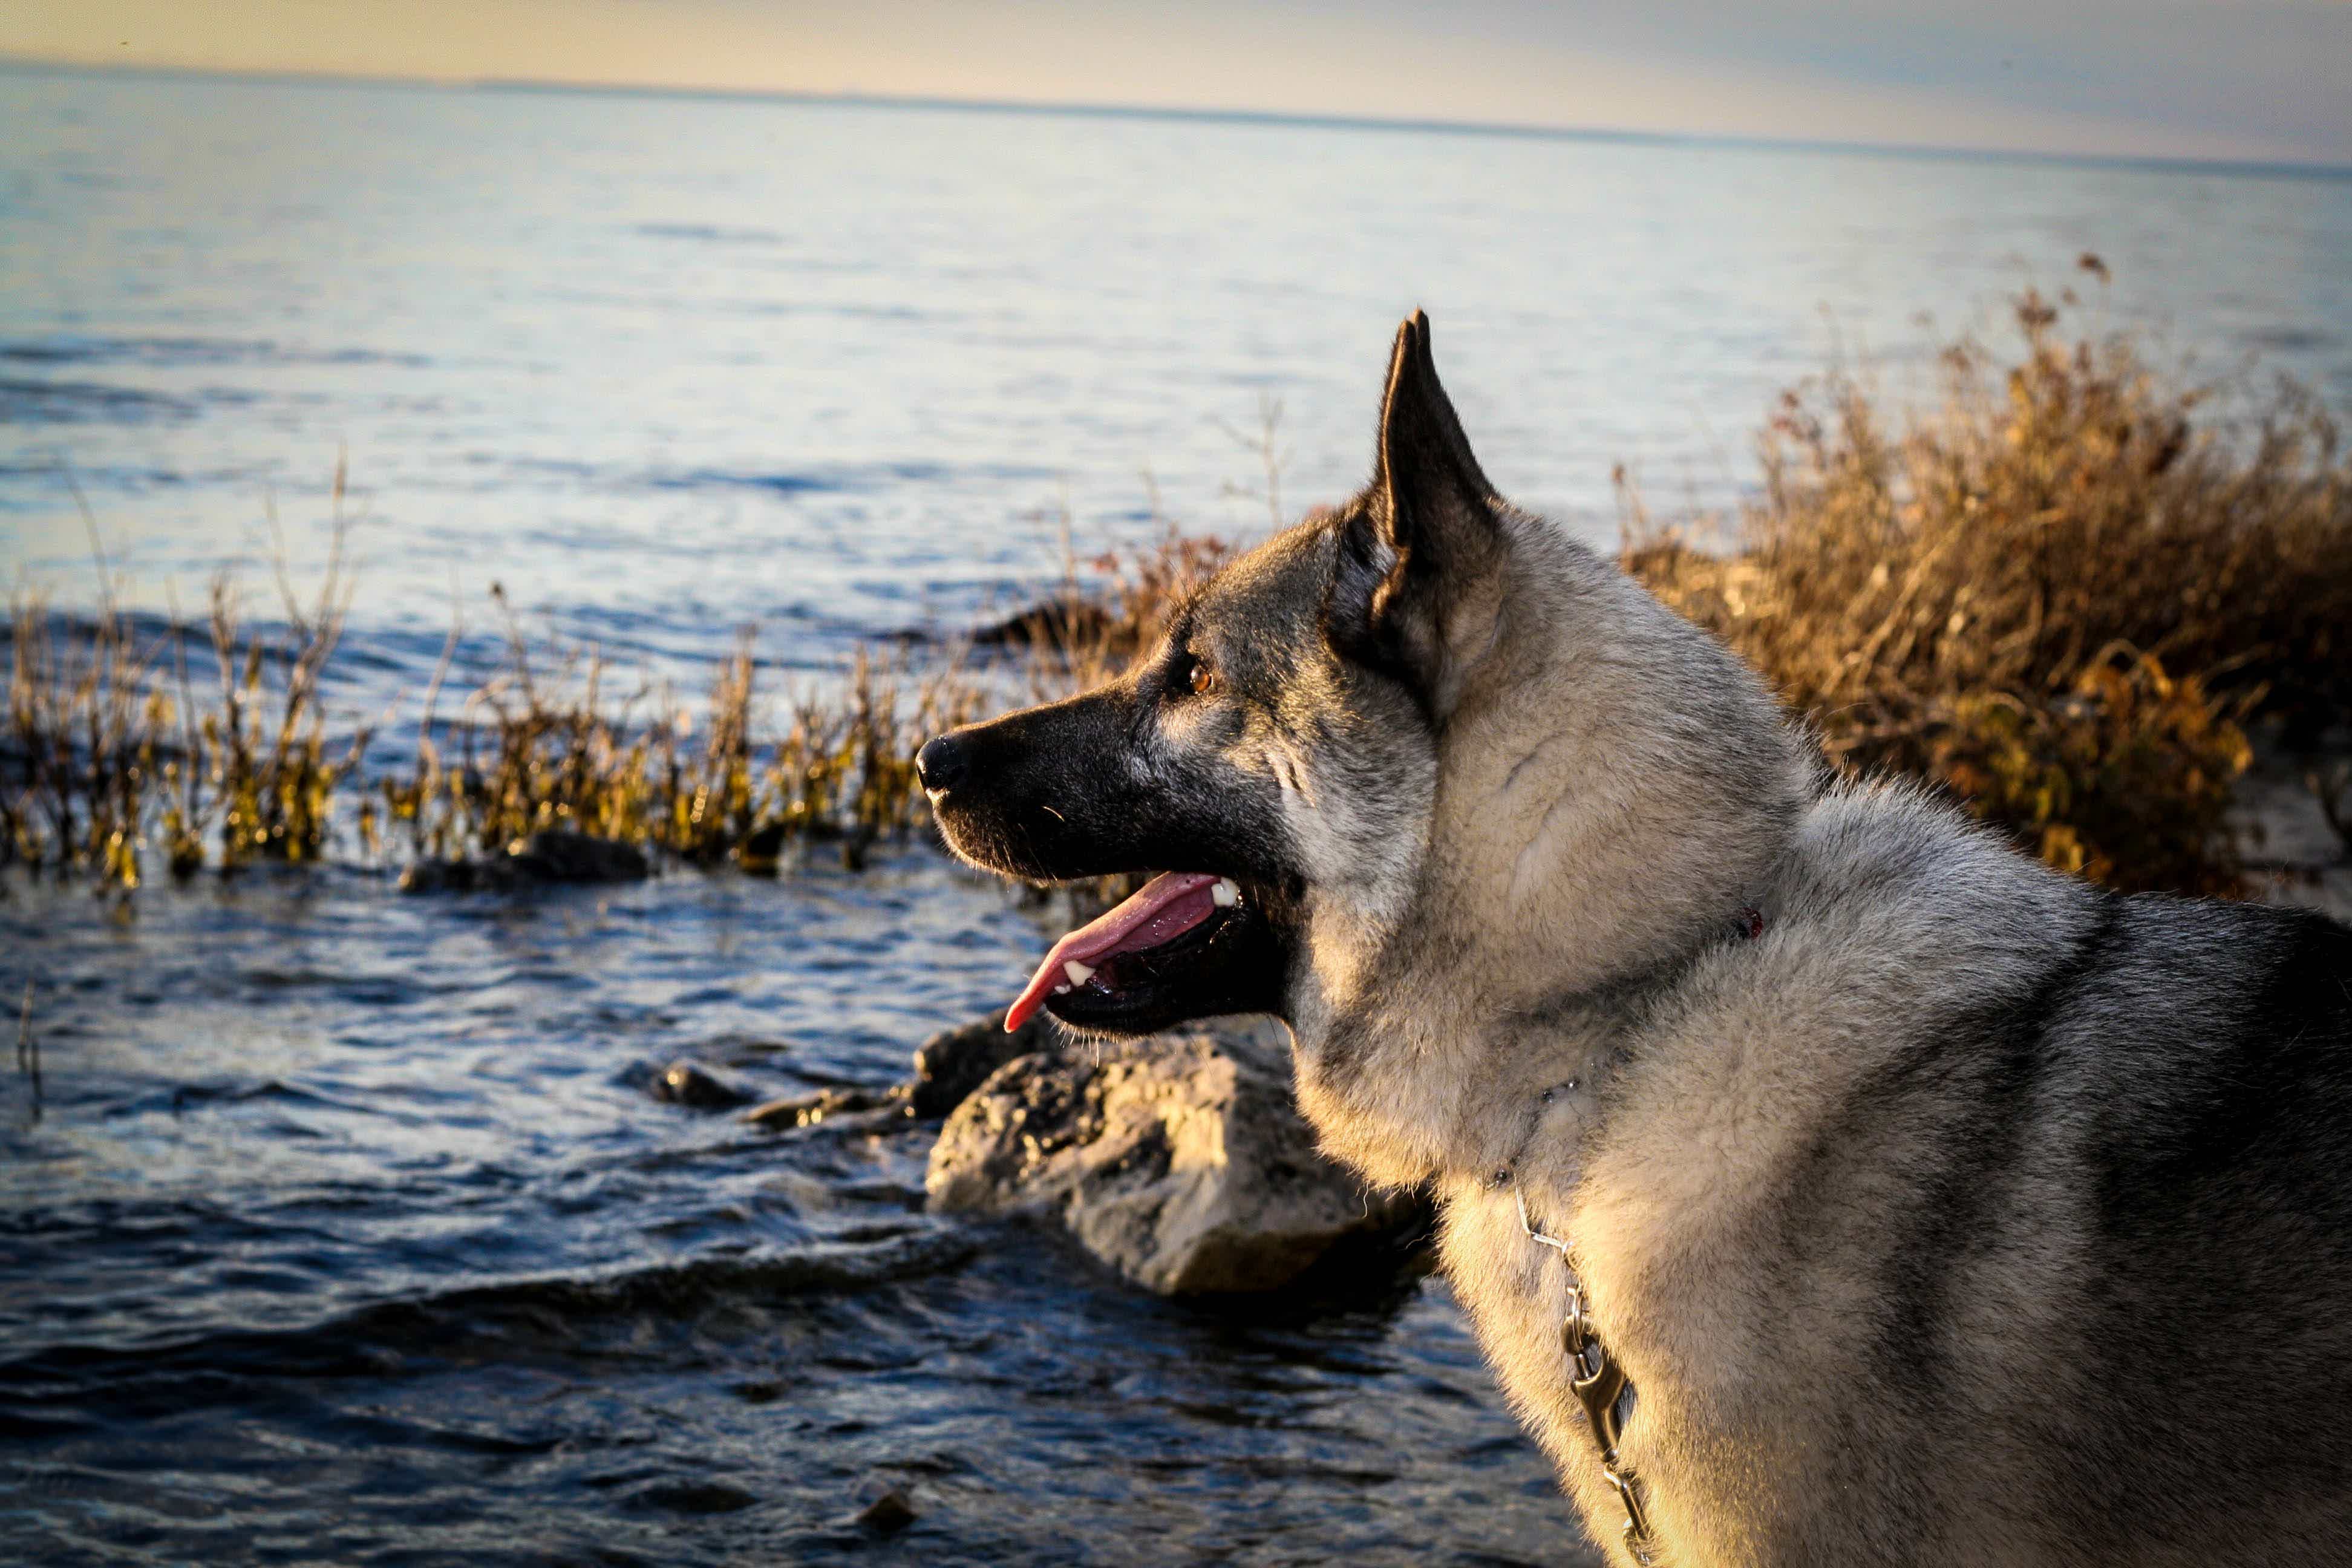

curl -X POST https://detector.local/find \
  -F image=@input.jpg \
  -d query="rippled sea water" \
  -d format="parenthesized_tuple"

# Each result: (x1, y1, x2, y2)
(0, 856, 1576, 1564)
(4, 64, 2351, 1567)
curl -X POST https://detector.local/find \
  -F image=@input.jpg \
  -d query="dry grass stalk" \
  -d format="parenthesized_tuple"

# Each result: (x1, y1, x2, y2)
(4, 465, 367, 887)
(376, 593, 1001, 872)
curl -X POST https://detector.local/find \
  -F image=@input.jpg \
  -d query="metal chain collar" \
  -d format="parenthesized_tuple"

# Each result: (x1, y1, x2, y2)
(1518, 1187, 1655, 1565)
(1502, 904, 1761, 1564)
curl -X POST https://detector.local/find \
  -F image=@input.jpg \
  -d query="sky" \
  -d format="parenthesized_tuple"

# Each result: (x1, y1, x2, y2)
(6, 0, 2350, 168)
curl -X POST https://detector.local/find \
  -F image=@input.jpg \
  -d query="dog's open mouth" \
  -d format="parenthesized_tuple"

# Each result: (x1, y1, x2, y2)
(1005, 871, 1247, 1032)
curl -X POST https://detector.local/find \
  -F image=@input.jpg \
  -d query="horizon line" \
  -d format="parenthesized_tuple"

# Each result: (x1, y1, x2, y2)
(7, 53, 2350, 185)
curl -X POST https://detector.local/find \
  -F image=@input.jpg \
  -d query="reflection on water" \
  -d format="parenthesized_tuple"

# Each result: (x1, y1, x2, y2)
(0, 858, 1590, 1565)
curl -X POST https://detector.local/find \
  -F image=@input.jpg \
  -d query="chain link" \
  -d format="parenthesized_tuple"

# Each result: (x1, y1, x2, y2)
(1517, 1189, 1655, 1565)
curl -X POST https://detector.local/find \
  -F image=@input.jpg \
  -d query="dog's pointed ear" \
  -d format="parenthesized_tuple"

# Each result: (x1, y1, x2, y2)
(1327, 311, 1501, 691)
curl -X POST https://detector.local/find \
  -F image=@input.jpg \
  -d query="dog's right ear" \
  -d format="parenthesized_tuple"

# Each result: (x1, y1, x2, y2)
(1326, 311, 1502, 695)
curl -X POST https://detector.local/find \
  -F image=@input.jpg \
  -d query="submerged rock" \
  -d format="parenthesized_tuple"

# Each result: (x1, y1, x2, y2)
(398, 829, 650, 893)
(733, 1011, 1043, 1135)
(854, 1486, 918, 1535)
(394, 856, 483, 894)
(655, 1060, 754, 1111)
(926, 1022, 1424, 1294)
(741, 1084, 905, 1129)
(735, 818, 790, 874)
(504, 829, 649, 883)
(907, 1009, 1054, 1119)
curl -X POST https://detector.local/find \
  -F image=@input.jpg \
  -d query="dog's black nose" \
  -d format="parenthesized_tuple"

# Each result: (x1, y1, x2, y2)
(915, 733, 969, 794)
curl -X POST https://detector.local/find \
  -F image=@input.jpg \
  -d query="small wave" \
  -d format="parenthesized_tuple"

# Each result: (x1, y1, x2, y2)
(646, 467, 842, 496)
(0, 335, 272, 367)
(2241, 325, 2339, 353)
(0, 335, 431, 370)
(98, 1076, 391, 1122)
(0, 377, 195, 425)
(642, 458, 1060, 495)
(0, 1226, 981, 1411)
(480, 452, 1062, 501)
(633, 222, 783, 245)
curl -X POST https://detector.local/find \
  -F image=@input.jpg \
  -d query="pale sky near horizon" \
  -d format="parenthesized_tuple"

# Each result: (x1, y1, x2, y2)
(6, 0, 2350, 167)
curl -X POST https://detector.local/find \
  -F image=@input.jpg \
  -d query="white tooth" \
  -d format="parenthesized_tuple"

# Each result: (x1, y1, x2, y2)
(1212, 878, 1239, 907)
(1063, 959, 1096, 986)
(1053, 983, 1071, 996)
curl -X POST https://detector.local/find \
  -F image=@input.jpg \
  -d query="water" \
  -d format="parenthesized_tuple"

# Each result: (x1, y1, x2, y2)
(4, 65, 2351, 1566)
(6, 69, 2350, 702)
(0, 860, 1570, 1564)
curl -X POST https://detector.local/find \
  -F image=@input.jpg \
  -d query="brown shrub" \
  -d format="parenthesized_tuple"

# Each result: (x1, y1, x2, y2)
(1625, 277, 2350, 894)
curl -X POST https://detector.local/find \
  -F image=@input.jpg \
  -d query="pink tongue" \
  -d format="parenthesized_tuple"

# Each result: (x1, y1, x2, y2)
(1005, 872, 1223, 1032)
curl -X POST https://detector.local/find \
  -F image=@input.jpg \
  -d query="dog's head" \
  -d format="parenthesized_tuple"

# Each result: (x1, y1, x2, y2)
(920, 313, 1493, 1034)
(924, 312, 1805, 1041)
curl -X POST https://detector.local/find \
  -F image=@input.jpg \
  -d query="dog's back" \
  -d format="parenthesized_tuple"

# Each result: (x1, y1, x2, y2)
(1455, 779, 2352, 1566)
(2002, 892, 2352, 1564)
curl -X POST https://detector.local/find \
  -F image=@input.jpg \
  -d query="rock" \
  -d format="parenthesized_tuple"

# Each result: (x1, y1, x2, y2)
(742, 1085, 905, 1129)
(854, 1486, 918, 1535)
(395, 856, 484, 893)
(503, 829, 648, 884)
(398, 829, 649, 892)
(969, 594, 1112, 650)
(736, 819, 790, 874)
(926, 1022, 1425, 1294)
(2237, 738, 2352, 924)
(838, 822, 877, 873)
(655, 1060, 754, 1110)
(907, 1009, 1055, 1119)
(734, 1007, 1053, 1134)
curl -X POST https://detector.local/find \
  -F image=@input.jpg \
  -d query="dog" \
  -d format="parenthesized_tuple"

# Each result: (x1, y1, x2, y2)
(917, 313, 2352, 1567)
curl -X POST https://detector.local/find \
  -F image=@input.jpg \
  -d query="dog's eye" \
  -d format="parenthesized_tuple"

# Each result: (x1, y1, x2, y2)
(1182, 654, 1220, 698)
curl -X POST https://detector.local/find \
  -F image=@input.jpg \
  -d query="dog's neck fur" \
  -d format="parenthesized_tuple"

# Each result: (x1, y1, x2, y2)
(1289, 515, 1815, 1190)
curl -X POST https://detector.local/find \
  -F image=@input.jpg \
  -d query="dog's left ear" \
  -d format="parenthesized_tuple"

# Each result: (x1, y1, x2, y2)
(1327, 310, 1504, 694)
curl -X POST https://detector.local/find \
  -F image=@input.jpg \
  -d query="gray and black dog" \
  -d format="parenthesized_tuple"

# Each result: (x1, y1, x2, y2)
(918, 313, 2352, 1567)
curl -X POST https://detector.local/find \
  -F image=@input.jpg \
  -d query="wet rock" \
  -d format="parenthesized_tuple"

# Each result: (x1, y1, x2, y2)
(742, 1084, 905, 1130)
(398, 829, 649, 893)
(2238, 736, 2352, 923)
(926, 1022, 1425, 1295)
(969, 594, 1112, 650)
(735, 1007, 1054, 1134)
(655, 1060, 754, 1111)
(854, 1486, 918, 1535)
(838, 821, 877, 873)
(736, 819, 789, 874)
(395, 856, 486, 893)
(907, 1009, 1054, 1119)
(504, 829, 648, 884)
